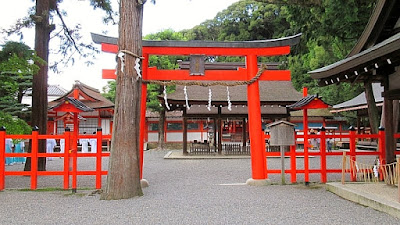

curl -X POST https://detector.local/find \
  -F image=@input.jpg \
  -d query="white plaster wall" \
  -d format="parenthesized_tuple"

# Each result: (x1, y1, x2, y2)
(148, 133, 158, 142)
(166, 133, 183, 142)
(101, 119, 111, 134)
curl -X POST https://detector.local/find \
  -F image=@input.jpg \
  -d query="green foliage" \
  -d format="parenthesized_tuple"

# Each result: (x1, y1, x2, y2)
(0, 111, 31, 135)
(102, 81, 116, 103)
(280, 0, 372, 105)
(144, 30, 185, 112)
(0, 41, 44, 118)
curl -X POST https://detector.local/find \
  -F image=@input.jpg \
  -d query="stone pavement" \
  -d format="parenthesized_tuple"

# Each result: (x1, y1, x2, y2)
(166, 150, 400, 219)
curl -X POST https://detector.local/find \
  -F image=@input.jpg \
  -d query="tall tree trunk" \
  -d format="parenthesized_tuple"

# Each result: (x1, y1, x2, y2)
(24, 0, 53, 172)
(364, 82, 379, 134)
(157, 108, 166, 149)
(101, 0, 144, 200)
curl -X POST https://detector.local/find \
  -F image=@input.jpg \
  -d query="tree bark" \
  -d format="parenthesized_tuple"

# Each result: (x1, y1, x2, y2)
(25, 0, 53, 172)
(364, 82, 379, 134)
(101, 0, 143, 200)
(157, 108, 166, 149)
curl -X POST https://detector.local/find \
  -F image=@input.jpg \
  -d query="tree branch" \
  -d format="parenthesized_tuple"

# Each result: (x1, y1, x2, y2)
(253, 0, 322, 7)
(54, 5, 82, 55)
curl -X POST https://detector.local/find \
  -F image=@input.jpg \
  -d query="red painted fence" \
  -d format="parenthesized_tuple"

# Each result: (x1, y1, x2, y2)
(0, 127, 110, 191)
(1, 127, 400, 190)
(264, 127, 400, 184)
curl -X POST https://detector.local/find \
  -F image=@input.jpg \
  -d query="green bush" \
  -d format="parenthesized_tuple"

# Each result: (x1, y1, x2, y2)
(0, 111, 31, 135)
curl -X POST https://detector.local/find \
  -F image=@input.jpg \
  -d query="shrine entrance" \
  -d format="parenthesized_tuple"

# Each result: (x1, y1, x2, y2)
(92, 33, 301, 183)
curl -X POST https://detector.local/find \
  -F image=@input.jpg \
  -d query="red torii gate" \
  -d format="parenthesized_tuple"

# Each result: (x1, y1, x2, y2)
(92, 33, 301, 184)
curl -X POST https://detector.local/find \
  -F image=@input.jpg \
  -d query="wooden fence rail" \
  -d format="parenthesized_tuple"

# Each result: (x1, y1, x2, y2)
(0, 127, 110, 191)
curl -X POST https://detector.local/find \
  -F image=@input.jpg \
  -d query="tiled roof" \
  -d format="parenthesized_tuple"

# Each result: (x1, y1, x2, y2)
(287, 95, 318, 109)
(48, 81, 114, 110)
(333, 83, 383, 110)
(164, 81, 303, 104)
(50, 97, 94, 112)
(25, 84, 68, 96)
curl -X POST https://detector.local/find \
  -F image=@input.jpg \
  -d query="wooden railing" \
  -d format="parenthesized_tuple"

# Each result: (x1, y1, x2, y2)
(0, 127, 111, 191)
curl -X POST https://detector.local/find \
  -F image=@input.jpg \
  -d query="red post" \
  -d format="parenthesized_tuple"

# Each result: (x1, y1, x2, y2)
(63, 128, 71, 189)
(95, 128, 102, 189)
(290, 145, 297, 183)
(349, 127, 356, 181)
(303, 109, 309, 184)
(378, 128, 385, 181)
(31, 127, 39, 190)
(320, 127, 327, 183)
(71, 112, 78, 192)
(0, 127, 6, 190)
(379, 128, 385, 164)
(302, 87, 309, 184)
(139, 53, 149, 180)
(246, 54, 267, 180)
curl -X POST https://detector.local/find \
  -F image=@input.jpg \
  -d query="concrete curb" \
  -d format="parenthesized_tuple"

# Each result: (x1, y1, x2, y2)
(326, 182, 400, 219)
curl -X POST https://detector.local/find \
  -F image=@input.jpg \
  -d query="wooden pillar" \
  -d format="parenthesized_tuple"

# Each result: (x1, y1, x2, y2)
(213, 118, 217, 148)
(242, 118, 247, 149)
(217, 107, 222, 154)
(246, 54, 266, 180)
(384, 83, 395, 164)
(183, 109, 188, 155)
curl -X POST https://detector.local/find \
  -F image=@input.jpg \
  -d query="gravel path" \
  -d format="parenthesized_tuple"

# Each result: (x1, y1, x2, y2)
(1, 150, 399, 225)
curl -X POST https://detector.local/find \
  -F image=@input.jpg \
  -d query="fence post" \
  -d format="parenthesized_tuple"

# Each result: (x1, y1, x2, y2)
(290, 145, 297, 183)
(378, 127, 385, 181)
(349, 126, 356, 182)
(72, 131, 78, 193)
(320, 127, 327, 183)
(95, 128, 102, 189)
(63, 128, 71, 190)
(341, 151, 346, 184)
(0, 127, 6, 190)
(31, 126, 39, 190)
(378, 127, 385, 164)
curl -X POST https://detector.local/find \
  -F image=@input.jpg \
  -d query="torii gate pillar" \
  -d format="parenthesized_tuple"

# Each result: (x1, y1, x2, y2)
(245, 55, 269, 185)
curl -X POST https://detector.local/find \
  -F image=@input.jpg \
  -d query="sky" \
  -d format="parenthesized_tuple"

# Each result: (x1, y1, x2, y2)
(0, 0, 239, 92)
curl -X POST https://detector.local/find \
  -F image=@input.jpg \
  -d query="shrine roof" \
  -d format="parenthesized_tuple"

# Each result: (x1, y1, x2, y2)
(91, 33, 302, 48)
(287, 94, 330, 110)
(331, 83, 383, 112)
(50, 97, 94, 112)
(48, 81, 114, 110)
(163, 81, 303, 105)
(25, 84, 68, 97)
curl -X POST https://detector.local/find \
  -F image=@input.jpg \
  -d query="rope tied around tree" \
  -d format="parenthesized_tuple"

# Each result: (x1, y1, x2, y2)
(117, 49, 145, 80)
(143, 64, 268, 87)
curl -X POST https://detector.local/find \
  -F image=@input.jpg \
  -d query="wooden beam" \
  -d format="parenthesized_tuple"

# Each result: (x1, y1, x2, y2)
(102, 68, 292, 81)
(102, 43, 291, 56)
